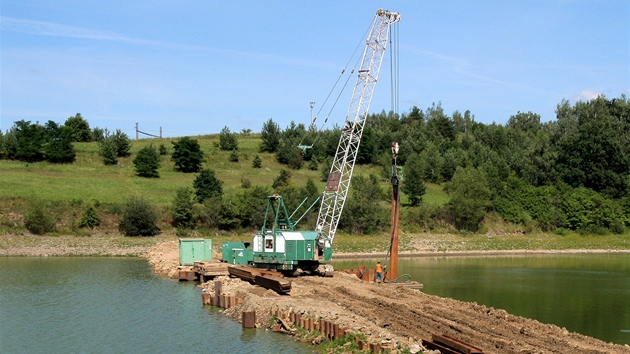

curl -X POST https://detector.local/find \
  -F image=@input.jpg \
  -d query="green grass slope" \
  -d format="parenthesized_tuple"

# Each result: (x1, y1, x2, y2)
(0, 134, 448, 206)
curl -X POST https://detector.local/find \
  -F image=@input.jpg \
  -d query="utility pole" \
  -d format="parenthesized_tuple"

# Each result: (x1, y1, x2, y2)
(310, 101, 315, 124)
(388, 142, 402, 281)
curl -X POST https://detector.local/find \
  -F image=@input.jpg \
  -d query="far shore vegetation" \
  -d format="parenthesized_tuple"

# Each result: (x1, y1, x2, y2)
(1, 96, 629, 256)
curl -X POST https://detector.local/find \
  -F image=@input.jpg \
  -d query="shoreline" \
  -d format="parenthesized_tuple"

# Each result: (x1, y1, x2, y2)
(4, 248, 630, 258)
(333, 248, 630, 259)
(3, 231, 629, 258)
(2, 238, 629, 258)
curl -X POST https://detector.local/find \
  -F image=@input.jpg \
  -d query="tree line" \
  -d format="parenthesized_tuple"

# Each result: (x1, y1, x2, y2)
(256, 95, 630, 234)
(2, 95, 629, 236)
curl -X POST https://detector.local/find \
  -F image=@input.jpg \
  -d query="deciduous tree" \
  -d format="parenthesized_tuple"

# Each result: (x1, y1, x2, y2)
(445, 166, 491, 231)
(401, 153, 426, 206)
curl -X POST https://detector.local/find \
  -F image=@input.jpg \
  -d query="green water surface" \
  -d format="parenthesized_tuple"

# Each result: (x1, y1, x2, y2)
(333, 253, 630, 346)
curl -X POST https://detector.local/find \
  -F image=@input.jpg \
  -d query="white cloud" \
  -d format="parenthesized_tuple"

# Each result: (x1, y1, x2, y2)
(0, 16, 145, 43)
(574, 89, 601, 102)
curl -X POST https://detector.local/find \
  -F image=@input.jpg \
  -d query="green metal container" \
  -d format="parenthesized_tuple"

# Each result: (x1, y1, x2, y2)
(235, 248, 253, 265)
(179, 238, 212, 265)
(221, 242, 248, 264)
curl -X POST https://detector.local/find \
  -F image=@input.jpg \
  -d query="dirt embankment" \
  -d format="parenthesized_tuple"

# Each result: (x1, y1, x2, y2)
(145, 241, 630, 354)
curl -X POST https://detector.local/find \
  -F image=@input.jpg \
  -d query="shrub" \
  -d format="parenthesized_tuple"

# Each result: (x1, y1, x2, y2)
(445, 166, 491, 232)
(259, 118, 281, 153)
(133, 144, 160, 178)
(229, 149, 239, 162)
(272, 169, 292, 190)
(193, 169, 223, 203)
(252, 155, 262, 168)
(320, 157, 332, 182)
(78, 204, 101, 229)
(118, 196, 160, 236)
(64, 113, 92, 142)
(171, 187, 195, 229)
(308, 158, 318, 171)
(24, 201, 56, 235)
(172, 137, 204, 173)
(111, 129, 131, 157)
(99, 138, 118, 165)
(199, 196, 222, 229)
(219, 126, 238, 151)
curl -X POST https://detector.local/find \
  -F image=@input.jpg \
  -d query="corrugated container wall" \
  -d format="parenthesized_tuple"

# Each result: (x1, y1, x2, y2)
(179, 239, 213, 265)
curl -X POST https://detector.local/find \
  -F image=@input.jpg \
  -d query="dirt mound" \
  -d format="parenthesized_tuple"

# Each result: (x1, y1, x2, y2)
(144, 240, 180, 278)
(146, 242, 630, 353)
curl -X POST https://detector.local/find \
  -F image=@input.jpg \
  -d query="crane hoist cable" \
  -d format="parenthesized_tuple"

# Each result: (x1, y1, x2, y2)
(297, 22, 373, 151)
(389, 21, 400, 116)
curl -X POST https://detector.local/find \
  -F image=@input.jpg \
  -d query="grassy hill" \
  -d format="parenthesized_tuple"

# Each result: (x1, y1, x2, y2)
(3, 134, 629, 254)
(0, 133, 448, 236)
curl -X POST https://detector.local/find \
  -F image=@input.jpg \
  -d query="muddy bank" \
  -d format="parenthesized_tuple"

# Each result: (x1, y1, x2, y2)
(145, 241, 630, 354)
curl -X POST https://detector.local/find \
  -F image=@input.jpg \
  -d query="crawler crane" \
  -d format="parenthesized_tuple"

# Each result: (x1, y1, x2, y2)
(223, 9, 401, 276)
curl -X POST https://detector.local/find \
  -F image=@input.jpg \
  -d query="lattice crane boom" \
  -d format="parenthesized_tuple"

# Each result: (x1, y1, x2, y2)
(316, 9, 400, 247)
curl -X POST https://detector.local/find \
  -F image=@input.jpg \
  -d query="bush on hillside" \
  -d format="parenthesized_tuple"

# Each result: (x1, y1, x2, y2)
(112, 129, 132, 157)
(252, 155, 262, 168)
(171, 187, 195, 229)
(171, 137, 204, 173)
(99, 137, 119, 165)
(229, 149, 239, 162)
(24, 201, 56, 235)
(272, 169, 292, 190)
(133, 144, 160, 178)
(219, 126, 238, 151)
(118, 196, 160, 236)
(64, 113, 92, 142)
(193, 169, 223, 203)
(78, 204, 101, 229)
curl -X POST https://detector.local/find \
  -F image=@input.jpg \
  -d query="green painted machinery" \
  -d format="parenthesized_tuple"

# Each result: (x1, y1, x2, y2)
(222, 195, 333, 276)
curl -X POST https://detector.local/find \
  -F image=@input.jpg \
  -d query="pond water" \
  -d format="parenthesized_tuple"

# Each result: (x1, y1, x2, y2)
(332, 253, 630, 345)
(0, 257, 311, 354)
(2, 254, 628, 351)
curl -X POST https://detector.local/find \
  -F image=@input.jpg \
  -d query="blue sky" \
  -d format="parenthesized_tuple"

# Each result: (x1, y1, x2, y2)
(1, 1, 628, 138)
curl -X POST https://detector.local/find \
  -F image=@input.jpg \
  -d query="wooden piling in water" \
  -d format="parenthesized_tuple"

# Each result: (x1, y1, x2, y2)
(242, 311, 256, 328)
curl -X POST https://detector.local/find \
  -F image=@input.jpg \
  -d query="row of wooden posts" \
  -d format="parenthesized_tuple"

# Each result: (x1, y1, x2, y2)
(201, 280, 385, 353)
(273, 309, 384, 353)
(201, 280, 255, 329)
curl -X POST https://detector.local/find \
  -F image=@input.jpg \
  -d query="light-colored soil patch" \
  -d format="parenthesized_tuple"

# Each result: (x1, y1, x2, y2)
(0, 233, 165, 257)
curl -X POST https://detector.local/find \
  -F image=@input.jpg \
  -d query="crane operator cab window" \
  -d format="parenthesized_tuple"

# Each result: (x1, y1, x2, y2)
(264, 235, 274, 252)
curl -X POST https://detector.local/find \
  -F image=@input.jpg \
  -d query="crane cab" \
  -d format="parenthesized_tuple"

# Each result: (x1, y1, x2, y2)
(222, 195, 332, 275)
